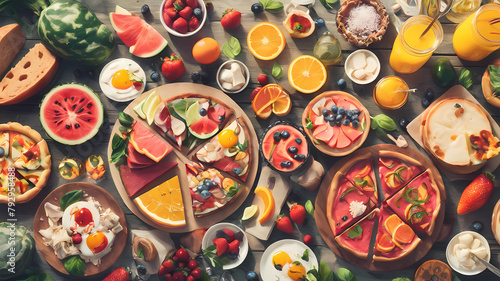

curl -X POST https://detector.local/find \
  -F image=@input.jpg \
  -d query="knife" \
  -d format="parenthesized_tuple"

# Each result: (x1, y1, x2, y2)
(471, 253, 500, 277)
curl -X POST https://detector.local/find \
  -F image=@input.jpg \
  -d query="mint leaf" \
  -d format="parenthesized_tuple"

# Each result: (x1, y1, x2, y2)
(337, 268, 356, 281)
(306, 118, 313, 129)
(305, 199, 315, 218)
(272, 62, 283, 79)
(301, 249, 309, 262)
(222, 36, 241, 59)
(371, 114, 397, 131)
(118, 111, 134, 127)
(348, 224, 363, 239)
(489, 65, 500, 95)
(259, 0, 283, 13)
(459, 68, 474, 89)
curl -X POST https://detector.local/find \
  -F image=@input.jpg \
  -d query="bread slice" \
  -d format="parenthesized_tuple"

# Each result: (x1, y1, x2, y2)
(0, 23, 25, 77)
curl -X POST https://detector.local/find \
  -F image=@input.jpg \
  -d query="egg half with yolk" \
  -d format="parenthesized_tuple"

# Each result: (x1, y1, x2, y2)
(62, 201, 100, 234)
(99, 58, 146, 102)
(77, 230, 115, 261)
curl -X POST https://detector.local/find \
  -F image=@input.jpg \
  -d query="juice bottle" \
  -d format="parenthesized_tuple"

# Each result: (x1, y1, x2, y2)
(373, 76, 409, 110)
(453, 3, 500, 61)
(389, 15, 443, 74)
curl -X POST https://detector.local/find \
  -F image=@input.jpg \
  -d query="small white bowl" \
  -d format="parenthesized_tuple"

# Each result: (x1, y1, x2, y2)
(216, 60, 250, 94)
(446, 231, 491, 275)
(201, 223, 248, 270)
(99, 58, 146, 102)
(344, 49, 380, 85)
(159, 0, 207, 37)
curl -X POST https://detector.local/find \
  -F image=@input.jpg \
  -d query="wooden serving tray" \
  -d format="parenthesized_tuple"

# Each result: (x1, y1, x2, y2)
(314, 144, 447, 271)
(107, 83, 259, 233)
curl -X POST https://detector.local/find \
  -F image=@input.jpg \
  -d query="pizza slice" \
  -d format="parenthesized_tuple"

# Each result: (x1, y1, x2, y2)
(342, 153, 377, 204)
(186, 162, 247, 217)
(0, 163, 34, 196)
(335, 208, 379, 259)
(12, 140, 50, 170)
(10, 132, 36, 162)
(379, 150, 425, 199)
(385, 169, 441, 236)
(0, 131, 9, 161)
(327, 173, 376, 236)
(193, 118, 251, 181)
(373, 204, 421, 262)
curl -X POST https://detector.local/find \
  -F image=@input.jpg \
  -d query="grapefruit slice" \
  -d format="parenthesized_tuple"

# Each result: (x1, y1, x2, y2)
(130, 121, 173, 162)
(328, 126, 340, 148)
(336, 128, 352, 149)
(110, 6, 167, 58)
(127, 142, 156, 169)
(393, 223, 416, 245)
(342, 125, 363, 142)
(376, 233, 395, 253)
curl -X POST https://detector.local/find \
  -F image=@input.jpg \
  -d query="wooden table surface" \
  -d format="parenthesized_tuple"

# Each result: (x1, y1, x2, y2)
(1, 0, 500, 280)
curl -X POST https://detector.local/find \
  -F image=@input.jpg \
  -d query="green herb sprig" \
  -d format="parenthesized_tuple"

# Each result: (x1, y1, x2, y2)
(222, 36, 241, 59)
(111, 112, 135, 165)
(258, 0, 284, 13)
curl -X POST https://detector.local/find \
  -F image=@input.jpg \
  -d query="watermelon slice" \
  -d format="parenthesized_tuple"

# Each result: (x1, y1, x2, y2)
(120, 160, 177, 197)
(336, 128, 352, 149)
(109, 6, 168, 58)
(130, 121, 173, 162)
(342, 125, 363, 142)
(189, 117, 219, 139)
(315, 125, 334, 143)
(328, 126, 340, 148)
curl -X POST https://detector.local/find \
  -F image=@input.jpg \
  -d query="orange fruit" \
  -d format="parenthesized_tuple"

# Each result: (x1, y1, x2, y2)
(288, 55, 327, 94)
(383, 214, 403, 236)
(376, 233, 395, 253)
(134, 176, 186, 227)
(393, 223, 416, 245)
(254, 186, 275, 224)
(251, 84, 291, 119)
(247, 22, 286, 60)
(272, 93, 292, 116)
(192, 37, 220, 64)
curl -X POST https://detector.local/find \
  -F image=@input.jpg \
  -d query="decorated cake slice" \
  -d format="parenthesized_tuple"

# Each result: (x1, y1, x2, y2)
(378, 150, 424, 199)
(385, 170, 441, 235)
(193, 118, 251, 181)
(342, 153, 377, 204)
(335, 208, 378, 259)
(326, 172, 376, 236)
(186, 162, 247, 217)
(373, 204, 421, 262)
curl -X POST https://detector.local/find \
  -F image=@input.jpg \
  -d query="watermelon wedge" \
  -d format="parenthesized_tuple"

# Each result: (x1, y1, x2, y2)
(120, 160, 177, 197)
(130, 121, 173, 162)
(110, 6, 168, 58)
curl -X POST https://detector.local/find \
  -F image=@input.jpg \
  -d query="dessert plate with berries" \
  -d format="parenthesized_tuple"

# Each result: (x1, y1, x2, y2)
(201, 223, 249, 270)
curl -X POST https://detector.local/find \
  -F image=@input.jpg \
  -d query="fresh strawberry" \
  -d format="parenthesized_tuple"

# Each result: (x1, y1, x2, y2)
(190, 267, 201, 279)
(173, 271, 187, 281)
(186, 276, 195, 281)
(228, 239, 240, 254)
(186, 0, 198, 9)
(457, 172, 495, 215)
(172, 17, 188, 34)
(103, 267, 130, 281)
(188, 17, 200, 32)
(187, 259, 198, 270)
(165, 7, 178, 19)
(162, 53, 186, 82)
(179, 6, 193, 20)
(205, 0, 213, 11)
(303, 234, 312, 245)
(178, 261, 186, 269)
(174, 0, 186, 8)
(276, 214, 294, 234)
(175, 248, 190, 262)
(257, 74, 268, 86)
(163, 12, 174, 28)
(221, 9, 241, 29)
(164, 0, 175, 8)
(164, 273, 173, 281)
(249, 87, 261, 100)
(290, 203, 306, 225)
(222, 228, 235, 242)
(213, 237, 228, 256)
(160, 259, 176, 274)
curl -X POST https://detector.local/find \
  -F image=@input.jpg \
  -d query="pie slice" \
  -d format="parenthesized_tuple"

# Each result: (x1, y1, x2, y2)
(186, 162, 247, 217)
(378, 150, 424, 199)
(342, 153, 378, 204)
(193, 118, 251, 181)
(326, 172, 376, 236)
(120, 160, 178, 197)
(335, 208, 379, 259)
(385, 169, 441, 235)
(373, 204, 421, 262)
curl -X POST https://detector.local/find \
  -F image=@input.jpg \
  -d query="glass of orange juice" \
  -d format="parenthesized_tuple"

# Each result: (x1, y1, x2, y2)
(373, 76, 409, 110)
(453, 3, 500, 61)
(389, 15, 444, 74)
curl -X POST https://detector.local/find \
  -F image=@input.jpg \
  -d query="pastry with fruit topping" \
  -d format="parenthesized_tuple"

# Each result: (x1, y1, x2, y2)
(335, 209, 378, 259)
(341, 152, 378, 203)
(378, 150, 424, 199)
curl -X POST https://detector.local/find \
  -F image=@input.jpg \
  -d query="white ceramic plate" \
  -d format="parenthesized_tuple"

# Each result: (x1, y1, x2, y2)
(201, 223, 249, 270)
(159, 0, 207, 37)
(344, 49, 380, 85)
(259, 239, 318, 281)
(446, 231, 490, 275)
(216, 60, 250, 94)
(99, 58, 146, 102)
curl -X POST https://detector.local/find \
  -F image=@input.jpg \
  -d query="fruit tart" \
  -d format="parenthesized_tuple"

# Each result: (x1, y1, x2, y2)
(378, 150, 424, 199)
(335, 209, 378, 259)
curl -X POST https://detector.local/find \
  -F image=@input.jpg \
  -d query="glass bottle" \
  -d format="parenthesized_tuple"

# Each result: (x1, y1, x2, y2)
(313, 31, 342, 65)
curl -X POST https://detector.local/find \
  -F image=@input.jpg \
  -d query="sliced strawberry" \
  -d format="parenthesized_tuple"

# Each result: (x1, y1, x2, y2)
(213, 238, 228, 256)
(228, 239, 240, 254)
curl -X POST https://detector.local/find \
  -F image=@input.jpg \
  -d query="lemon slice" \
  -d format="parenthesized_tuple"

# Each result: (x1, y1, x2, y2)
(142, 91, 161, 125)
(133, 99, 146, 119)
(242, 205, 258, 221)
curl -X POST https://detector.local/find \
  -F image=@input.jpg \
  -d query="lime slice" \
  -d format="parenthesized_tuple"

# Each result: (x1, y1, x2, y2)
(133, 99, 147, 119)
(185, 102, 199, 127)
(142, 91, 161, 125)
(242, 205, 258, 221)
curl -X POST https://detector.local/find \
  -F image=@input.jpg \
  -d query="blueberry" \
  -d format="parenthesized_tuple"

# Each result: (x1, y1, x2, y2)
(193, 8, 202, 19)
(232, 167, 242, 174)
(281, 130, 290, 139)
(329, 121, 336, 127)
(0, 147, 4, 158)
(324, 116, 331, 122)
(424, 89, 435, 101)
(335, 114, 343, 121)
(218, 115, 225, 122)
(352, 109, 360, 115)
(352, 120, 359, 128)
(234, 231, 244, 241)
(203, 179, 213, 187)
(472, 221, 484, 232)
(191, 71, 201, 82)
(251, 2, 264, 14)
(73, 69, 82, 77)
(399, 118, 409, 132)
(321, 109, 328, 116)
(331, 105, 338, 114)
(421, 97, 430, 108)
(227, 252, 239, 260)
(246, 271, 258, 281)
(200, 71, 210, 85)
(342, 215, 348, 221)
(338, 107, 345, 115)
(197, 184, 209, 192)
(338, 78, 347, 89)
(295, 138, 302, 145)
(273, 131, 281, 142)
(137, 264, 147, 275)
(280, 161, 292, 168)
(200, 190, 212, 199)
(336, 122, 342, 127)
(346, 110, 353, 117)
(150, 71, 160, 81)
(141, 4, 150, 14)
(288, 146, 298, 154)
(199, 108, 207, 116)
(315, 18, 325, 27)
(351, 114, 359, 121)
(342, 119, 350, 126)
(294, 154, 306, 161)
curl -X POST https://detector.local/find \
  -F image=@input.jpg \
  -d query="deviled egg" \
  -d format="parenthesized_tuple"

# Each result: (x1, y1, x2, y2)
(99, 58, 146, 102)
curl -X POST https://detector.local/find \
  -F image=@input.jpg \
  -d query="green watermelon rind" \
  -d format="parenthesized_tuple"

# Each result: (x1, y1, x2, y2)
(39, 83, 104, 146)
(0, 223, 35, 280)
(37, 0, 115, 66)
(188, 118, 219, 140)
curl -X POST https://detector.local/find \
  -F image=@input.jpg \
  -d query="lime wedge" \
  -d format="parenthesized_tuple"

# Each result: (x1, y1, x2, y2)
(242, 205, 258, 221)
(142, 91, 161, 125)
(185, 102, 199, 127)
(133, 99, 147, 119)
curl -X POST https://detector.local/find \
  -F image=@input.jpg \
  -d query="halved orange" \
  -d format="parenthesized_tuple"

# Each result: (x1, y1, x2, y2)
(376, 233, 395, 253)
(272, 92, 292, 116)
(383, 214, 403, 236)
(288, 55, 327, 94)
(251, 84, 291, 119)
(247, 22, 286, 60)
(393, 223, 416, 245)
(254, 186, 275, 224)
(134, 176, 186, 227)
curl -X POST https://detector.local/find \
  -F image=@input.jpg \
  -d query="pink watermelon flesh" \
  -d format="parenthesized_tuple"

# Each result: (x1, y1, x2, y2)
(336, 128, 352, 149)
(212, 158, 242, 176)
(208, 106, 226, 124)
(127, 142, 155, 168)
(129, 24, 168, 58)
(131, 121, 173, 162)
(342, 125, 363, 142)
(110, 13, 143, 45)
(190, 117, 219, 136)
(120, 160, 177, 197)
(316, 125, 334, 143)
(313, 124, 329, 138)
(328, 126, 340, 148)
(314, 115, 325, 126)
(309, 111, 317, 124)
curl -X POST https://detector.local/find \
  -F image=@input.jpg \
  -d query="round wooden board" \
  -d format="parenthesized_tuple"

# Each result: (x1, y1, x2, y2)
(301, 91, 371, 157)
(33, 182, 128, 277)
(314, 144, 447, 271)
(107, 83, 259, 233)
(491, 199, 500, 245)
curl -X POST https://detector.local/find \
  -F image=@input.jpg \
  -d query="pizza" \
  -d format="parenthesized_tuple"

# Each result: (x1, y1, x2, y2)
(378, 150, 424, 199)
(335, 209, 378, 259)
(341, 152, 377, 204)
(0, 122, 51, 204)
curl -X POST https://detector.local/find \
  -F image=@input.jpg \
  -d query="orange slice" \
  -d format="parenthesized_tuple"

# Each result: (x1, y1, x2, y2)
(288, 55, 327, 94)
(393, 223, 416, 245)
(134, 176, 186, 227)
(251, 84, 291, 119)
(376, 233, 395, 253)
(247, 22, 286, 60)
(254, 186, 275, 224)
(272, 92, 292, 116)
(383, 214, 403, 236)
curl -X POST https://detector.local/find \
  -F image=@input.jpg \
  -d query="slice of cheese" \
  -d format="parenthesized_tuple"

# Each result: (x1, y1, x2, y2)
(443, 134, 470, 166)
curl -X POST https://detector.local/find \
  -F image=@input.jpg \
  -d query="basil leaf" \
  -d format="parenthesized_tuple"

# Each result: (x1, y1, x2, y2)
(453, 274, 461, 281)
(138, 248, 144, 259)
(112, 134, 125, 150)
(222, 36, 241, 59)
(489, 65, 500, 95)
(319, 260, 334, 281)
(272, 62, 283, 79)
(305, 199, 315, 218)
(306, 118, 313, 129)
(347, 224, 363, 239)
(301, 249, 310, 262)
(372, 114, 397, 131)
(60, 190, 83, 211)
(459, 68, 474, 89)
(265, 1, 284, 12)
(118, 111, 134, 127)
(63, 256, 86, 277)
(392, 278, 411, 281)
(337, 268, 356, 281)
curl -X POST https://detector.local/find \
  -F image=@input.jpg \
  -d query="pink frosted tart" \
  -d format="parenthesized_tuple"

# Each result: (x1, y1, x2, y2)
(342, 152, 378, 204)
(335, 208, 379, 259)
(378, 150, 424, 199)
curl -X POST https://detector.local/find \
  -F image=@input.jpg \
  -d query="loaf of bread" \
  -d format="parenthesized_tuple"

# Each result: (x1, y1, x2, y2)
(0, 43, 58, 105)
(0, 23, 25, 77)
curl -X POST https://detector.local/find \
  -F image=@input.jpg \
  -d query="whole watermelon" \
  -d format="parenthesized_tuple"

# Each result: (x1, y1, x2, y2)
(0, 222, 35, 280)
(38, 0, 115, 66)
